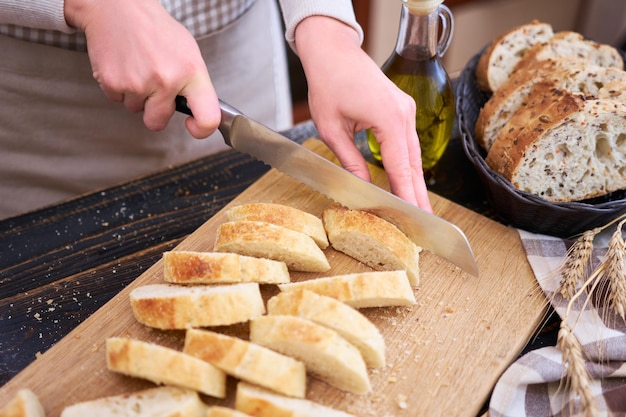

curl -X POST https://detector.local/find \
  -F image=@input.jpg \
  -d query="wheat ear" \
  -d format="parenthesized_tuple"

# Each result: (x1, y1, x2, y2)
(557, 228, 598, 299)
(600, 219, 626, 322)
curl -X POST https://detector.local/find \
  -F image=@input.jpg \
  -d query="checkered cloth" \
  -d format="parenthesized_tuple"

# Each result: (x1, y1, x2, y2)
(0, 0, 254, 51)
(489, 229, 626, 416)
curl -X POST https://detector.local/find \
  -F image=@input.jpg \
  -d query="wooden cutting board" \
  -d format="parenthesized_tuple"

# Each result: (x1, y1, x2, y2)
(0, 139, 547, 417)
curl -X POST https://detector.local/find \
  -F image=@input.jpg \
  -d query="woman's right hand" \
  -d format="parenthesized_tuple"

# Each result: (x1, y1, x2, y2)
(64, 0, 220, 139)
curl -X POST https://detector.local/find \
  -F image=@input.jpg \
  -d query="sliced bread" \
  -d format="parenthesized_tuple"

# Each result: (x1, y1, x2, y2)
(475, 58, 626, 151)
(214, 221, 330, 273)
(266, 289, 385, 368)
(476, 20, 554, 92)
(322, 205, 421, 286)
(512, 31, 624, 75)
(183, 328, 307, 398)
(60, 386, 207, 417)
(162, 251, 290, 285)
(105, 337, 227, 398)
(278, 270, 416, 308)
(249, 315, 370, 395)
(235, 382, 354, 417)
(486, 91, 626, 202)
(0, 389, 44, 417)
(129, 283, 265, 329)
(226, 203, 329, 249)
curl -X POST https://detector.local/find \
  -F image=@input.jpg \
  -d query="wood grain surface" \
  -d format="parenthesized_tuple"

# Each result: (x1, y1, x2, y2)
(0, 139, 548, 417)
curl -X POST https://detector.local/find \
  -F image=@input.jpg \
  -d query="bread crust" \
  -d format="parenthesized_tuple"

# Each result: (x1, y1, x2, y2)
(183, 329, 307, 398)
(0, 389, 44, 417)
(129, 283, 265, 329)
(226, 203, 329, 249)
(249, 315, 371, 395)
(267, 289, 386, 368)
(278, 270, 416, 308)
(105, 337, 227, 398)
(214, 221, 330, 273)
(322, 205, 421, 286)
(163, 251, 290, 285)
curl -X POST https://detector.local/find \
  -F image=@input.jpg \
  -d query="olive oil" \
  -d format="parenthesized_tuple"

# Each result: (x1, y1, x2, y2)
(367, 53, 455, 171)
(368, 1, 455, 176)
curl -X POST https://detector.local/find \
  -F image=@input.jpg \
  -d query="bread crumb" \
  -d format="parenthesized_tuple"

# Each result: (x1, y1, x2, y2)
(396, 394, 408, 409)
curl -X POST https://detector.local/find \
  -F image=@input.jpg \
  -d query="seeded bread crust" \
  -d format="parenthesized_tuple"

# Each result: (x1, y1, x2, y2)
(476, 20, 554, 92)
(475, 58, 626, 151)
(486, 90, 626, 202)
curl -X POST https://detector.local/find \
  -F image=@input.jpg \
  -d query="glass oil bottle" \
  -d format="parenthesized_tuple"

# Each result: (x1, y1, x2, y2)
(368, 0, 455, 181)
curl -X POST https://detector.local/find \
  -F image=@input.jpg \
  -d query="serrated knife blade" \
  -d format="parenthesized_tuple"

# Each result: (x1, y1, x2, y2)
(176, 97, 478, 276)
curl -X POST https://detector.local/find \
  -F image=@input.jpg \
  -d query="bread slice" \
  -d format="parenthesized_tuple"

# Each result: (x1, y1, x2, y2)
(322, 205, 421, 286)
(183, 328, 306, 398)
(0, 389, 44, 417)
(486, 91, 626, 202)
(129, 283, 265, 329)
(214, 221, 330, 273)
(235, 382, 354, 417)
(266, 289, 385, 368)
(105, 337, 227, 398)
(163, 251, 290, 285)
(226, 203, 329, 249)
(476, 20, 554, 92)
(475, 58, 626, 151)
(60, 386, 207, 417)
(249, 315, 370, 395)
(513, 31, 624, 75)
(279, 270, 416, 308)
(207, 407, 253, 417)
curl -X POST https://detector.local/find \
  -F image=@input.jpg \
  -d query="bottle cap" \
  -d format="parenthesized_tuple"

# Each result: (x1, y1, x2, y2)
(403, 0, 443, 15)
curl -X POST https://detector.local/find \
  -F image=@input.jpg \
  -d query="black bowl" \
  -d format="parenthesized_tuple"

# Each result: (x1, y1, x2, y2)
(455, 50, 626, 238)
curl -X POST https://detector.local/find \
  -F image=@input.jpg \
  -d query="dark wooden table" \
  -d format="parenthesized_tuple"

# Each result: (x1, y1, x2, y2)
(0, 119, 558, 393)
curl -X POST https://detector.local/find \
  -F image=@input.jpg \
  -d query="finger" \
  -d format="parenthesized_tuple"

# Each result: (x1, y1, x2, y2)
(143, 92, 176, 131)
(405, 124, 432, 212)
(319, 129, 371, 183)
(180, 80, 220, 139)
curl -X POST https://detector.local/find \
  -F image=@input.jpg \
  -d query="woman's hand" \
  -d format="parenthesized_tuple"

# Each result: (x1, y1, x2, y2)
(294, 16, 432, 212)
(64, 0, 219, 138)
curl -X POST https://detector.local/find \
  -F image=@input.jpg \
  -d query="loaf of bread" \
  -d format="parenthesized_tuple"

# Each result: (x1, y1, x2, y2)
(279, 270, 416, 308)
(512, 31, 624, 75)
(129, 283, 265, 329)
(322, 205, 421, 286)
(266, 289, 385, 368)
(235, 382, 354, 417)
(476, 20, 554, 92)
(226, 203, 329, 249)
(105, 337, 227, 398)
(60, 386, 207, 417)
(214, 221, 330, 272)
(475, 58, 626, 151)
(0, 389, 44, 417)
(183, 328, 307, 398)
(249, 315, 370, 395)
(163, 251, 290, 285)
(486, 90, 626, 202)
(207, 406, 253, 417)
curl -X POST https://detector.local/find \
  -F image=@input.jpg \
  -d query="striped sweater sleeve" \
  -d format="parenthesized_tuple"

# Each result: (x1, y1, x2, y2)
(278, 0, 364, 53)
(0, 0, 74, 32)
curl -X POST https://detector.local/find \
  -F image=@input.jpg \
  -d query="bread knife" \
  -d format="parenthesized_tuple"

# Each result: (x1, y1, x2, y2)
(175, 97, 478, 276)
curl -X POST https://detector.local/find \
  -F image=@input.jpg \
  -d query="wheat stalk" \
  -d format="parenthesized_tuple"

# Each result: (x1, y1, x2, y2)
(557, 323, 598, 417)
(601, 219, 626, 322)
(557, 228, 598, 299)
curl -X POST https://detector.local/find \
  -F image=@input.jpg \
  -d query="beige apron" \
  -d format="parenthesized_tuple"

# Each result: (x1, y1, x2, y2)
(0, 0, 291, 220)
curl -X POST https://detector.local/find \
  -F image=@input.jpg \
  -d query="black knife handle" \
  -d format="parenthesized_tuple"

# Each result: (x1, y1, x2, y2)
(175, 95, 242, 146)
